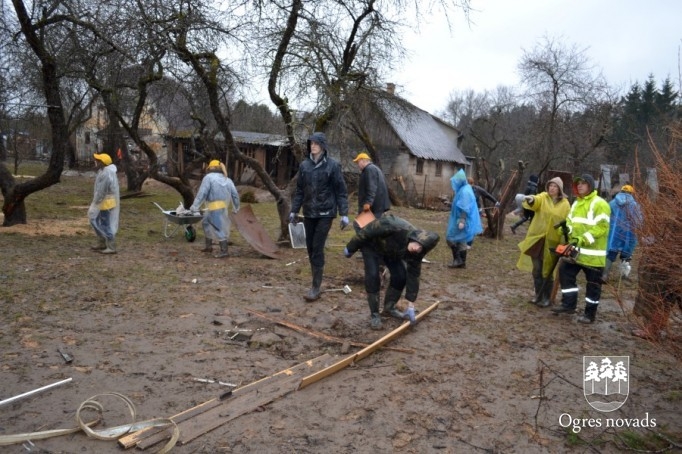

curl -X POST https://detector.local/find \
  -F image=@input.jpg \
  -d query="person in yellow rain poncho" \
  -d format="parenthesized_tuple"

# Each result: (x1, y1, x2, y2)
(189, 160, 240, 258)
(89, 153, 120, 254)
(516, 177, 571, 307)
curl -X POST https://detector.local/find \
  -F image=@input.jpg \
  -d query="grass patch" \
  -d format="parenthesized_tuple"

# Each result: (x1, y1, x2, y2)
(617, 430, 671, 451)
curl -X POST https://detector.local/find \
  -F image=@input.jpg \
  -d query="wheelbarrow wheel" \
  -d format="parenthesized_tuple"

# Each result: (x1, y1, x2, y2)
(184, 225, 197, 242)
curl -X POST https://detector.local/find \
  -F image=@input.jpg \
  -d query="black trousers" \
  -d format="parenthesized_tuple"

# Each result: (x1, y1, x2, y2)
(385, 257, 407, 292)
(303, 217, 333, 268)
(355, 212, 385, 295)
(360, 247, 382, 294)
(559, 260, 603, 309)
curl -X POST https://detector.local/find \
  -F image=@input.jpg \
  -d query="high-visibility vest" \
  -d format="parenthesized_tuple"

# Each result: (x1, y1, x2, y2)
(566, 191, 610, 267)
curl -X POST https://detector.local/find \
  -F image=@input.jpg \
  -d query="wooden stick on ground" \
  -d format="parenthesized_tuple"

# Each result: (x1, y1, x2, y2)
(246, 309, 414, 354)
(118, 354, 333, 450)
(298, 301, 439, 390)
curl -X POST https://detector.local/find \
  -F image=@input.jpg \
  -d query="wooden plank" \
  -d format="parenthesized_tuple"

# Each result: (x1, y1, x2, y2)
(246, 309, 414, 354)
(174, 354, 332, 445)
(122, 354, 331, 450)
(118, 399, 222, 449)
(298, 301, 439, 390)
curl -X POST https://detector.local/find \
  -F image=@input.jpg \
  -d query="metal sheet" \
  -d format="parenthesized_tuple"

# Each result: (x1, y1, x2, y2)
(230, 205, 280, 259)
(288, 222, 307, 249)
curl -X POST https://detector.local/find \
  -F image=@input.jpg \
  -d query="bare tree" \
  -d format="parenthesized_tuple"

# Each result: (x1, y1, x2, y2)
(3, 0, 472, 233)
(258, 0, 471, 230)
(518, 35, 612, 174)
(2, 0, 74, 225)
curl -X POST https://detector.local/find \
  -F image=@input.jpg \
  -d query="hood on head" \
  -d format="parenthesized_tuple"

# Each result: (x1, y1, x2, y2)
(307, 132, 328, 155)
(572, 173, 595, 196)
(409, 230, 440, 256)
(451, 168, 468, 191)
(613, 191, 633, 206)
(546, 176, 567, 198)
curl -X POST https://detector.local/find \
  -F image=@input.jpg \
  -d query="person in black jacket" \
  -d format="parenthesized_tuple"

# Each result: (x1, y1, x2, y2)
(290, 132, 350, 302)
(353, 151, 391, 329)
(468, 177, 498, 215)
(510, 174, 539, 234)
(344, 215, 440, 330)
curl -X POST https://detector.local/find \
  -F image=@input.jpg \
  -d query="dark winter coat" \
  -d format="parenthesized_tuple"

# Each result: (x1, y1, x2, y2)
(291, 132, 349, 219)
(357, 162, 390, 216)
(345, 215, 440, 301)
(472, 184, 497, 207)
(522, 175, 539, 219)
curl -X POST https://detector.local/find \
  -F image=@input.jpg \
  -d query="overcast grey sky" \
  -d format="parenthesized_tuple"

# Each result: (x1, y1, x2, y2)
(398, 0, 682, 114)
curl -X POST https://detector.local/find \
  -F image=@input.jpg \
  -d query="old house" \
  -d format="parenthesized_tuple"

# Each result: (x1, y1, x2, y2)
(165, 130, 296, 187)
(325, 83, 469, 207)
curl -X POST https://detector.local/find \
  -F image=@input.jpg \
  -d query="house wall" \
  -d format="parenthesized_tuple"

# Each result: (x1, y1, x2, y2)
(72, 104, 168, 166)
(379, 149, 459, 207)
(166, 137, 296, 187)
(325, 101, 463, 207)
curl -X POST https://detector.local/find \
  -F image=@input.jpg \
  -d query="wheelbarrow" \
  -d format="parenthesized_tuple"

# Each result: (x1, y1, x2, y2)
(152, 202, 204, 242)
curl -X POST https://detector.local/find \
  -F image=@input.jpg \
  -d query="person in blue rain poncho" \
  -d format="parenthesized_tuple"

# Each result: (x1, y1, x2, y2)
(446, 169, 483, 269)
(603, 184, 642, 281)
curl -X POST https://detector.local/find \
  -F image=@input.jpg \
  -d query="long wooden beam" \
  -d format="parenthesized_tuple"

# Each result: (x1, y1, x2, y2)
(298, 301, 439, 390)
(118, 354, 332, 450)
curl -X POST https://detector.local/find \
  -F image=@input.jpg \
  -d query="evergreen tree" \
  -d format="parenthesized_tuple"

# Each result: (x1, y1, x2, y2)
(655, 77, 678, 118)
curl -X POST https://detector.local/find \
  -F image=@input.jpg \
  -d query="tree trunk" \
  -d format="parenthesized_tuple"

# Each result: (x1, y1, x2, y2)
(5, 0, 70, 225)
(486, 160, 526, 239)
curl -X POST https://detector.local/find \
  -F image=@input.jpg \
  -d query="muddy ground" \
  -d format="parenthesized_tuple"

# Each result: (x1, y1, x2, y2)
(1, 174, 681, 453)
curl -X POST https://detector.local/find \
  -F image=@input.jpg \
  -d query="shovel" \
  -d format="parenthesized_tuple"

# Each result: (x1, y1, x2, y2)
(324, 285, 352, 294)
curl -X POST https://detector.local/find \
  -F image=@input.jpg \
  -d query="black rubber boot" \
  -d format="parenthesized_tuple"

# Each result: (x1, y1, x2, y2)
(457, 250, 467, 269)
(552, 304, 576, 315)
(305, 267, 323, 301)
(382, 287, 405, 320)
(530, 276, 544, 304)
(449, 246, 466, 269)
(214, 240, 228, 258)
(578, 303, 598, 324)
(537, 279, 553, 308)
(368, 293, 382, 330)
(447, 246, 461, 268)
(201, 238, 213, 253)
(510, 218, 523, 234)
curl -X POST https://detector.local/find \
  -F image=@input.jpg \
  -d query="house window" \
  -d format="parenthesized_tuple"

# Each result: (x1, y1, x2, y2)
(416, 158, 424, 175)
(85, 132, 90, 144)
(435, 161, 442, 177)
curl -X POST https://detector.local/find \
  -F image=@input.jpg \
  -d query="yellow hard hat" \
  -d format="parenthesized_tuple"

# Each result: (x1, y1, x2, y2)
(93, 153, 112, 166)
(621, 184, 634, 194)
(208, 159, 221, 168)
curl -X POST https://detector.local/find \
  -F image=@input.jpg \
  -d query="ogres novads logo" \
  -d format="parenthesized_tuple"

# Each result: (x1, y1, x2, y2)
(583, 356, 629, 412)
